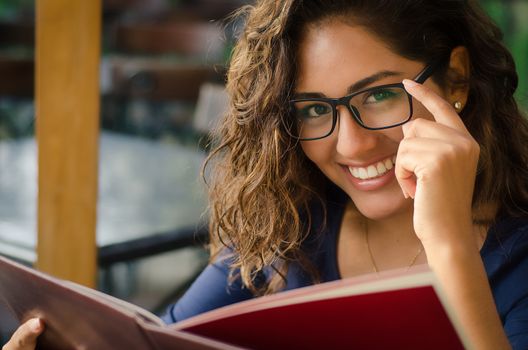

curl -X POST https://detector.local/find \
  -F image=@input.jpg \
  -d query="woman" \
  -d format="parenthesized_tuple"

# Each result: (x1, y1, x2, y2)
(6, 0, 528, 349)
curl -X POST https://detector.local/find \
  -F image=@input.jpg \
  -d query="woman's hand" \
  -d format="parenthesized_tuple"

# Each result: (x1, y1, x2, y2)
(2, 318, 44, 350)
(396, 79, 480, 251)
(398, 79, 511, 349)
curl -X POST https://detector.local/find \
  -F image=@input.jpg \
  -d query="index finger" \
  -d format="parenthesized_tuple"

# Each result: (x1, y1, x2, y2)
(402, 79, 469, 133)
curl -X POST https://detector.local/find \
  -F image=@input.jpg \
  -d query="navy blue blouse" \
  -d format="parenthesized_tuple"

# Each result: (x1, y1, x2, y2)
(162, 187, 528, 348)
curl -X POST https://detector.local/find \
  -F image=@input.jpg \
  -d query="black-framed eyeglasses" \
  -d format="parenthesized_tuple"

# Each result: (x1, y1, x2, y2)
(286, 63, 439, 141)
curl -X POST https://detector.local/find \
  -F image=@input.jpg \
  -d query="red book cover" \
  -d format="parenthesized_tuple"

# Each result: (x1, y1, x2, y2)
(173, 266, 471, 349)
(0, 255, 471, 349)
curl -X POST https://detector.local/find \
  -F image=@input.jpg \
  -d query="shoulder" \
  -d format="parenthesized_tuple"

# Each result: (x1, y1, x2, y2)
(481, 216, 528, 278)
(160, 252, 253, 324)
(481, 216, 528, 347)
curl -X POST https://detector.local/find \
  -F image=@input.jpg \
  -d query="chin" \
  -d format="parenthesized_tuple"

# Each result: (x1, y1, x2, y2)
(344, 185, 411, 221)
(357, 200, 410, 221)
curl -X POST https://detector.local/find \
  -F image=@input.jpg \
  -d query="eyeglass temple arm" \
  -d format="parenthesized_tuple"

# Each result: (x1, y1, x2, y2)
(413, 60, 443, 84)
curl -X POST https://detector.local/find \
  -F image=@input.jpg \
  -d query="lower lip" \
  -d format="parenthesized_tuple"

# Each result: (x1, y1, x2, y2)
(341, 165, 396, 191)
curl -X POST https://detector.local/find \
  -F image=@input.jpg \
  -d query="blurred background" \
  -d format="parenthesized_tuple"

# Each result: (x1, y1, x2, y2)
(0, 0, 527, 339)
(0, 0, 246, 341)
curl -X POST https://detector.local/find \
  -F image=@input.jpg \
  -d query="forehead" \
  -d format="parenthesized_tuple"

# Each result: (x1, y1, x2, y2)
(295, 20, 419, 96)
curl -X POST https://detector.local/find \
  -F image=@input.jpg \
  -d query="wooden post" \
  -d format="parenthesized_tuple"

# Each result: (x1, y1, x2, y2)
(35, 0, 101, 287)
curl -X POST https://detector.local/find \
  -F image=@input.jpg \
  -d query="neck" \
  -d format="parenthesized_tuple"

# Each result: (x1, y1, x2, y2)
(343, 200, 425, 272)
(344, 200, 418, 246)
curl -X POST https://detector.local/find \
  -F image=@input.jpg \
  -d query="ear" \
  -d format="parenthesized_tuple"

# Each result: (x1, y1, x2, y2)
(444, 46, 470, 110)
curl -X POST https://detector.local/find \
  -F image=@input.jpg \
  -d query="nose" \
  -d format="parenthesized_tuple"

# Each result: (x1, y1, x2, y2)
(334, 105, 377, 157)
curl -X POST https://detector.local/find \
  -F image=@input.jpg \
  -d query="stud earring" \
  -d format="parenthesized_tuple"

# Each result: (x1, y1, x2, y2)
(453, 101, 462, 111)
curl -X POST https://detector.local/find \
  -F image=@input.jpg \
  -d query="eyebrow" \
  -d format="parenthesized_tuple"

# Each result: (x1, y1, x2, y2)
(293, 70, 402, 99)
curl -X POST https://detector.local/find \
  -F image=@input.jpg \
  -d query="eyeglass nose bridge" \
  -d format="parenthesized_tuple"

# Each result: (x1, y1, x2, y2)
(332, 96, 364, 128)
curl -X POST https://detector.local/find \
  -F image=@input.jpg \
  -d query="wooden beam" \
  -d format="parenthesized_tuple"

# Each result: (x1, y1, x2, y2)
(36, 0, 101, 287)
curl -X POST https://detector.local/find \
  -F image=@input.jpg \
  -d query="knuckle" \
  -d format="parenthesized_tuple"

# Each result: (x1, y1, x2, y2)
(404, 119, 415, 128)
(6, 324, 31, 350)
(471, 139, 480, 154)
(402, 120, 414, 135)
(445, 143, 458, 158)
(411, 118, 427, 129)
(458, 139, 471, 153)
(474, 144, 481, 158)
(460, 137, 480, 157)
(436, 100, 453, 114)
(421, 88, 433, 100)
(435, 144, 457, 166)
(413, 117, 424, 125)
(17, 338, 27, 347)
(428, 159, 443, 173)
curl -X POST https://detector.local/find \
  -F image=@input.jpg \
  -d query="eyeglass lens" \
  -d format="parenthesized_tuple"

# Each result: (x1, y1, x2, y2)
(291, 86, 410, 140)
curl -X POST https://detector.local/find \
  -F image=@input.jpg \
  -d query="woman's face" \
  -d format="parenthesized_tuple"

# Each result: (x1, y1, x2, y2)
(296, 20, 448, 220)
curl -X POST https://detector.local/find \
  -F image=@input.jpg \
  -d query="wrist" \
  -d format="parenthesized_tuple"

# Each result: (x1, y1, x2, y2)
(423, 237, 481, 271)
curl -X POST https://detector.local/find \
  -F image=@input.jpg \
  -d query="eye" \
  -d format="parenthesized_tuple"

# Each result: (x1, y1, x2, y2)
(298, 103, 332, 119)
(364, 88, 400, 104)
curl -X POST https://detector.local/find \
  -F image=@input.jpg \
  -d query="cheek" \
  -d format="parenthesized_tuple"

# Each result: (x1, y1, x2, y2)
(382, 127, 405, 145)
(300, 140, 334, 165)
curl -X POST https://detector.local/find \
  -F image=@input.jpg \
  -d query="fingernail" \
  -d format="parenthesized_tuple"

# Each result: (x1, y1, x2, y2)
(402, 79, 418, 88)
(29, 318, 42, 332)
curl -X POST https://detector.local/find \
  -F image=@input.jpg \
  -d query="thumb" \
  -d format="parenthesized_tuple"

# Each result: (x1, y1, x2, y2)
(397, 123, 417, 199)
(396, 166, 417, 199)
(3, 318, 44, 350)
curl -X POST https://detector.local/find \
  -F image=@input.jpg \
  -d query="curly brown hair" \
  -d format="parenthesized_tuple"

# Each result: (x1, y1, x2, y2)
(203, 0, 528, 295)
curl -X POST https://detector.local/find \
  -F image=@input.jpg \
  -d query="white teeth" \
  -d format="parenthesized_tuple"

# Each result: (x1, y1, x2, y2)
(358, 168, 368, 180)
(348, 156, 395, 180)
(384, 158, 393, 170)
(367, 165, 377, 178)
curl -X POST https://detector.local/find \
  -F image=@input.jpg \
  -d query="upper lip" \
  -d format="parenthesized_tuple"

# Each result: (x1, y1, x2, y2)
(338, 154, 396, 168)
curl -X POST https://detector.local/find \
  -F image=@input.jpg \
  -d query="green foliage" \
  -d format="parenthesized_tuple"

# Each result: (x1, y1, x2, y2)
(481, 0, 528, 111)
(0, 0, 34, 21)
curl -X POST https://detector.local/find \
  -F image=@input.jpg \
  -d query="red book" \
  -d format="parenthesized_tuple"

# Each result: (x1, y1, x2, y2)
(0, 256, 471, 349)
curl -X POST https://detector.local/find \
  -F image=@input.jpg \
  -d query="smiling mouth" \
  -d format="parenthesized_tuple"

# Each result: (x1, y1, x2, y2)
(347, 155, 396, 180)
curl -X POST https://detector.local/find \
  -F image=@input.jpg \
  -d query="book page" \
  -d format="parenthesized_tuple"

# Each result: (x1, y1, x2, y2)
(62, 280, 164, 326)
(173, 265, 433, 330)
(0, 256, 241, 350)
